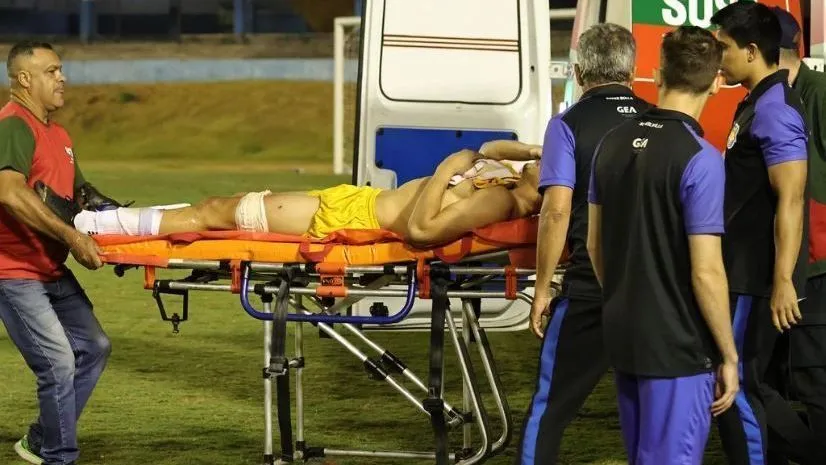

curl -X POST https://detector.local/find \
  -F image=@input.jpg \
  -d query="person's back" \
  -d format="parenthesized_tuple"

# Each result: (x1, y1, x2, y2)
(587, 26, 739, 465)
(545, 85, 651, 299)
(594, 110, 722, 375)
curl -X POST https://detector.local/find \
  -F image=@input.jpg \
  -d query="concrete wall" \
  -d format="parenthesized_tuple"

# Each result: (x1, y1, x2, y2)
(0, 58, 359, 85)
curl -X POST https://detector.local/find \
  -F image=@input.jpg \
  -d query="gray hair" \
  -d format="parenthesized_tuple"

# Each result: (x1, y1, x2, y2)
(576, 23, 636, 85)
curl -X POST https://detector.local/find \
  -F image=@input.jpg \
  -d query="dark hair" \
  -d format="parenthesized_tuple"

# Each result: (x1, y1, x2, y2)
(710, 2, 781, 66)
(6, 41, 53, 76)
(660, 26, 722, 94)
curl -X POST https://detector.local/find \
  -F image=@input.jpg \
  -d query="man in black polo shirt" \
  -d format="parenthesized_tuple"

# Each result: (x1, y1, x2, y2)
(587, 25, 739, 465)
(710, 4, 820, 465)
(515, 23, 651, 465)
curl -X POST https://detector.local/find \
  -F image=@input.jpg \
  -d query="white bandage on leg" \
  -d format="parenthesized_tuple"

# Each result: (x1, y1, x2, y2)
(234, 190, 272, 232)
(73, 207, 162, 236)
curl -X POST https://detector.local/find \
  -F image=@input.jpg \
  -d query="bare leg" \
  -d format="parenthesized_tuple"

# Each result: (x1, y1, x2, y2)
(158, 196, 242, 234)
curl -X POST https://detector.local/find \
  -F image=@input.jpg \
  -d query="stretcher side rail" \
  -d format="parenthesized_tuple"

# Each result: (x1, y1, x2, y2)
(113, 258, 537, 332)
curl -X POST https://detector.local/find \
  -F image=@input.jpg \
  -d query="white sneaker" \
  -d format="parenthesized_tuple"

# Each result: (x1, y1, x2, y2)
(14, 435, 44, 465)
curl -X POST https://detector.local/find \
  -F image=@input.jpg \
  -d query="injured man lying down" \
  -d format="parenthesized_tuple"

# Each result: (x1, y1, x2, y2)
(42, 140, 542, 248)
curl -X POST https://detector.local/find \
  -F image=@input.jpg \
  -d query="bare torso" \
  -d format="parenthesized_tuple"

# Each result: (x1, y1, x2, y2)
(259, 178, 480, 237)
(373, 177, 471, 236)
(257, 176, 533, 238)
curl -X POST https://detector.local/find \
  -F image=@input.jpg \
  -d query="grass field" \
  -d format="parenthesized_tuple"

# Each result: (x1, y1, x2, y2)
(0, 82, 729, 465)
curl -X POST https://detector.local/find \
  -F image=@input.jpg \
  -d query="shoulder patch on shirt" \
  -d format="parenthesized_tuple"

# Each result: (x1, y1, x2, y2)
(726, 123, 740, 150)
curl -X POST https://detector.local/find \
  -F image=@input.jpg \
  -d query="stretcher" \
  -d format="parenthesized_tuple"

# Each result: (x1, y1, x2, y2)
(96, 216, 558, 465)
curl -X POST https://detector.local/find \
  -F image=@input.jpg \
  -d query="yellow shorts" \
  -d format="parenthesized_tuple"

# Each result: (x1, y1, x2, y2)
(306, 184, 383, 238)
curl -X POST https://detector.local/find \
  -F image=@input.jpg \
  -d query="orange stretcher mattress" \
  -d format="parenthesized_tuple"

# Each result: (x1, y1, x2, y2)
(95, 217, 543, 268)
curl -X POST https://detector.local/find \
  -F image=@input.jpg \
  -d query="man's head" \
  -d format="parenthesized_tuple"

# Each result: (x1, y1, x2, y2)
(710, 2, 782, 86)
(771, 7, 803, 63)
(574, 23, 636, 89)
(6, 41, 66, 113)
(656, 25, 723, 96)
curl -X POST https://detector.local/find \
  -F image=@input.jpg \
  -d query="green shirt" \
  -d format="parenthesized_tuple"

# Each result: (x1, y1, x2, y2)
(793, 63, 826, 277)
(0, 116, 86, 188)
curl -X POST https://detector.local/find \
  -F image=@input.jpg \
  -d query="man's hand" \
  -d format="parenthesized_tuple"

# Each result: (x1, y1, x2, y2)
(770, 280, 802, 331)
(712, 359, 739, 417)
(441, 150, 479, 174)
(529, 294, 552, 339)
(69, 233, 103, 270)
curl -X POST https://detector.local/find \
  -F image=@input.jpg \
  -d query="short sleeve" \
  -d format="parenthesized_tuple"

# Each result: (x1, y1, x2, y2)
(0, 117, 35, 178)
(752, 103, 808, 167)
(538, 115, 576, 192)
(680, 147, 725, 235)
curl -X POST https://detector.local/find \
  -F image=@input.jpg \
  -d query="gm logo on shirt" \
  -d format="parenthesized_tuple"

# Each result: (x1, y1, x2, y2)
(632, 138, 649, 149)
(617, 106, 638, 114)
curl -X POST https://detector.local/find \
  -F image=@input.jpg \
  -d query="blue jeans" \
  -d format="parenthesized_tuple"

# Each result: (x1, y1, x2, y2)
(0, 268, 111, 465)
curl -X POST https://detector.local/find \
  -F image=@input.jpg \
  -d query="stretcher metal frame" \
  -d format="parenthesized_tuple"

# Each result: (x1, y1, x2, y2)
(112, 249, 544, 465)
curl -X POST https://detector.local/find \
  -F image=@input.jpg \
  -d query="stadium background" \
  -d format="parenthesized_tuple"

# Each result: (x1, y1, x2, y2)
(0, 1, 773, 464)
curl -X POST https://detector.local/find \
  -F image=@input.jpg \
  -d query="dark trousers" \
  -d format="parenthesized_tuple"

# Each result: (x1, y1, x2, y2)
(717, 294, 824, 465)
(767, 274, 826, 465)
(515, 297, 607, 465)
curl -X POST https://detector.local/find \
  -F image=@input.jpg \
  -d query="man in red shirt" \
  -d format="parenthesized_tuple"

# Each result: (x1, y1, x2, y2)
(0, 41, 110, 465)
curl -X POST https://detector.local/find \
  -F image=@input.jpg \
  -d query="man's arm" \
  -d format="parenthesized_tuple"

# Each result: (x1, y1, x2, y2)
(753, 102, 808, 329)
(689, 235, 736, 357)
(682, 148, 739, 415)
(534, 116, 577, 308)
(681, 149, 738, 361)
(0, 170, 83, 245)
(406, 150, 514, 248)
(536, 188, 573, 287)
(768, 161, 807, 282)
(479, 140, 542, 161)
(406, 182, 514, 248)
